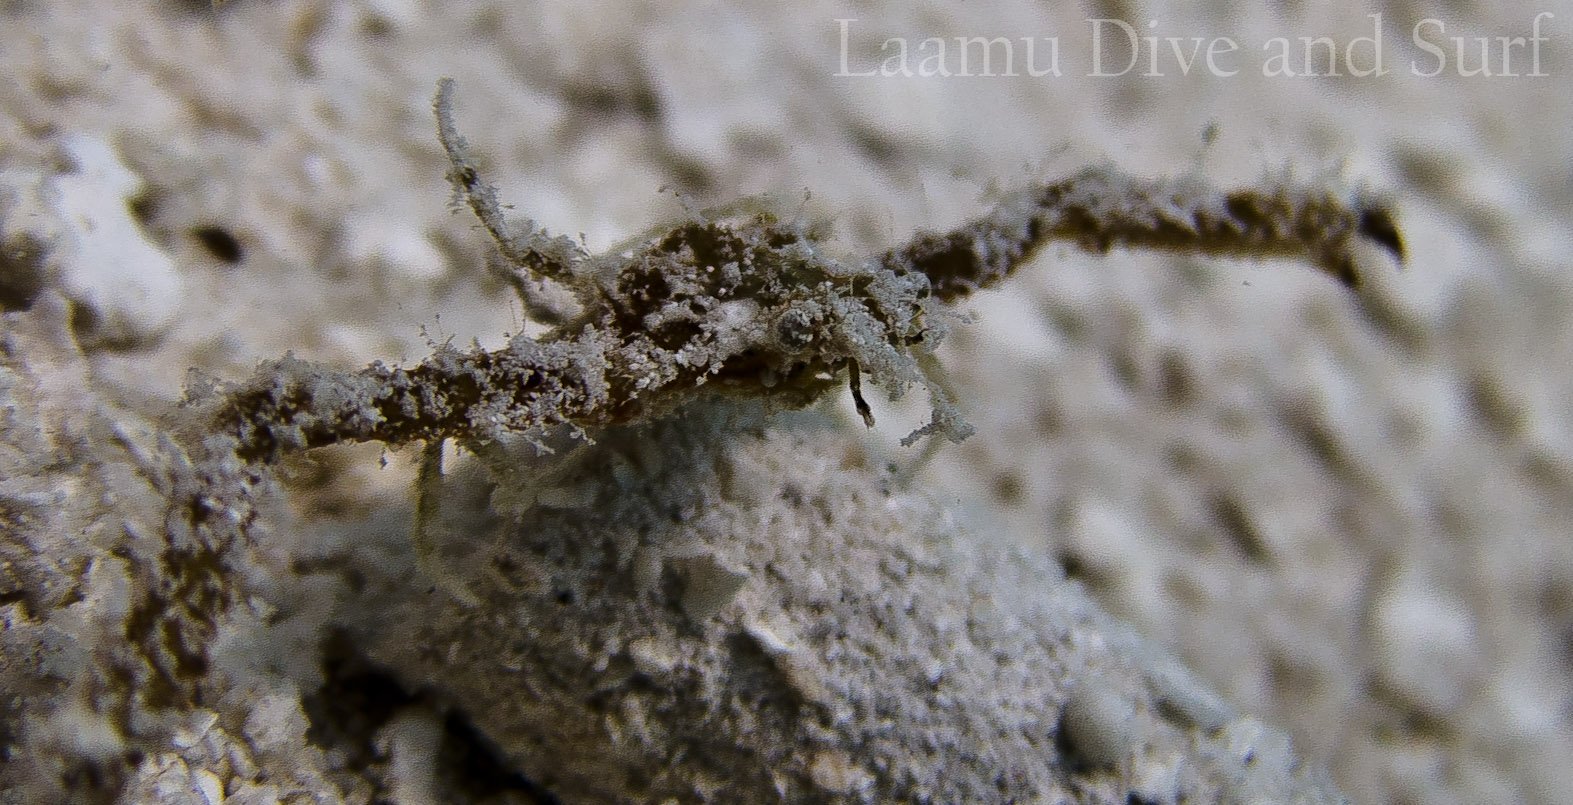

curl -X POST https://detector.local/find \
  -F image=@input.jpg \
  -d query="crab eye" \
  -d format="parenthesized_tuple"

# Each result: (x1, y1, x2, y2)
(773, 307, 816, 351)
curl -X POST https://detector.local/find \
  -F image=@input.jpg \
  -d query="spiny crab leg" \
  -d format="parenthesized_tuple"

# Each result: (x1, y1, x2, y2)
(199, 80, 1401, 464)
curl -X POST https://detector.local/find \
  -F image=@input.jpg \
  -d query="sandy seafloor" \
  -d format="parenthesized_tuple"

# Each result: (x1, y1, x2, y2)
(2, 0, 1571, 802)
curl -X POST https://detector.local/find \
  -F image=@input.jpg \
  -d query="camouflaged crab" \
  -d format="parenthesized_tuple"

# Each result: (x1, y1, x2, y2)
(206, 78, 1403, 468)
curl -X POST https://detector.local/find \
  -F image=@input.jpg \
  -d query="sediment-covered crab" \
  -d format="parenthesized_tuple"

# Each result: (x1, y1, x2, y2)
(205, 78, 1403, 465)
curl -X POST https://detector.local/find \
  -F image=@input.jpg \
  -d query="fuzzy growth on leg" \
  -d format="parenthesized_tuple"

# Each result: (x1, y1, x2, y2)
(433, 78, 587, 287)
(887, 167, 1404, 302)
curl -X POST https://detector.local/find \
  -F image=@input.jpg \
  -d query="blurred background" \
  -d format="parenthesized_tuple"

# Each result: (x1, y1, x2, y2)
(2, 1, 1569, 801)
